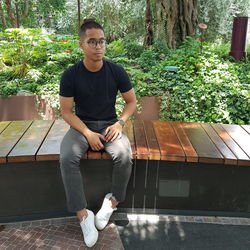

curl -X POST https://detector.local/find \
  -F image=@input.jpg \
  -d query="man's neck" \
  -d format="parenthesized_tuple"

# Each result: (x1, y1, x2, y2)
(83, 58, 103, 72)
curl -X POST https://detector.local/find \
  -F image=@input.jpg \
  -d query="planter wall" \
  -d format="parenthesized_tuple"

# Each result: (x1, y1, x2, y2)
(134, 96, 160, 120)
(0, 95, 160, 122)
(0, 95, 58, 121)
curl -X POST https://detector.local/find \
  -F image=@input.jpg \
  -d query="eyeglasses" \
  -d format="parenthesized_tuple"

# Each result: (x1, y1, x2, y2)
(83, 38, 106, 48)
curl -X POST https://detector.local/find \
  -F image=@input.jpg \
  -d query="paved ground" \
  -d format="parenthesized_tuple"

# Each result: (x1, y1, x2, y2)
(0, 213, 250, 250)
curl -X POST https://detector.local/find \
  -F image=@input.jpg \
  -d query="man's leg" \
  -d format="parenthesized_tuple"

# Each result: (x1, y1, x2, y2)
(59, 127, 89, 222)
(104, 131, 133, 205)
(94, 131, 133, 230)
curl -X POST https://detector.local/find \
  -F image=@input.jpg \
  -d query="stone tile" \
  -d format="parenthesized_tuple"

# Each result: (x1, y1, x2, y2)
(1, 212, 250, 250)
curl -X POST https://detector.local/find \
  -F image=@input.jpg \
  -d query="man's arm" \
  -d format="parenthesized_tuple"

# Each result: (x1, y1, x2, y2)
(60, 96, 90, 136)
(118, 88, 137, 123)
(60, 96, 106, 150)
(104, 88, 137, 141)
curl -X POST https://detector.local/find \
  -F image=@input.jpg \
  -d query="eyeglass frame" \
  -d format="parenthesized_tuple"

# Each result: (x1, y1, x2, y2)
(80, 38, 106, 49)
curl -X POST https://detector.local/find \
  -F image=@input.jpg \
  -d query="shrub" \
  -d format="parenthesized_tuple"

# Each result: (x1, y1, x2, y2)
(138, 49, 159, 71)
(124, 41, 144, 59)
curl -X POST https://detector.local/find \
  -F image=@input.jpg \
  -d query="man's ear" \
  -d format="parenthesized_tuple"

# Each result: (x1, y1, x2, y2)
(78, 41, 83, 48)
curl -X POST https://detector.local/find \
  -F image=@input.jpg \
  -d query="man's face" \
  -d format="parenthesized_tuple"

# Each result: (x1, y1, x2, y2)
(79, 28, 105, 62)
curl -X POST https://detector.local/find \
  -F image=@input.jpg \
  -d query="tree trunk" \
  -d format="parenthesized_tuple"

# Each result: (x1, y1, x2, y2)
(156, 0, 198, 48)
(179, 0, 197, 39)
(144, 0, 154, 47)
(155, 0, 163, 39)
(20, 0, 29, 24)
(0, 1, 8, 29)
(77, 0, 81, 33)
(15, 0, 20, 28)
(162, 0, 178, 48)
(4, 0, 17, 27)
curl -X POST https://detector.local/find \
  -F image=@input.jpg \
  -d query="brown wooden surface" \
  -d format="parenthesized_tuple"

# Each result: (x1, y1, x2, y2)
(153, 121, 185, 161)
(143, 120, 161, 160)
(181, 122, 224, 164)
(241, 124, 250, 135)
(133, 119, 149, 159)
(201, 123, 238, 165)
(211, 123, 250, 166)
(7, 120, 54, 162)
(0, 121, 33, 163)
(87, 150, 101, 159)
(36, 120, 70, 161)
(170, 121, 198, 162)
(0, 119, 249, 166)
(0, 121, 11, 133)
(221, 124, 250, 158)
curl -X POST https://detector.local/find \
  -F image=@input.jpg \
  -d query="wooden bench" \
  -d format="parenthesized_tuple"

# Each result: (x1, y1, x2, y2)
(0, 119, 250, 222)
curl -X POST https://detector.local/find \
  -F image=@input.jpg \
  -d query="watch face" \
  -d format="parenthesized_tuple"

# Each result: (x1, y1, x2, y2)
(118, 120, 125, 126)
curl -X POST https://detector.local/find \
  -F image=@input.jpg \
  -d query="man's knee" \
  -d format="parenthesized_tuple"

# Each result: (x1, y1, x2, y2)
(111, 146, 132, 165)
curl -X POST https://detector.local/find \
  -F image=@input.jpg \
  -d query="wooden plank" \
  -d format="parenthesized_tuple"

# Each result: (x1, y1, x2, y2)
(123, 119, 136, 159)
(7, 120, 54, 162)
(221, 124, 250, 159)
(0, 121, 33, 163)
(0, 121, 11, 134)
(1, 120, 33, 137)
(87, 150, 101, 159)
(241, 125, 250, 135)
(171, 121, 198, 162)
(102, 151, 111, 159)
(143, 120, 161, 160)
(153, 121, 185, 162)
(133, 119, 149, 160)
(36, 120, 71, 161)
(181, 122, 224, 164)
(201, 123, 238, 165)
(211, 124, 250, 166)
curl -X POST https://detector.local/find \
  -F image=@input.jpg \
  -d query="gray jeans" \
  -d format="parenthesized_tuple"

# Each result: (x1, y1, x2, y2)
(59, 119, 133, 213)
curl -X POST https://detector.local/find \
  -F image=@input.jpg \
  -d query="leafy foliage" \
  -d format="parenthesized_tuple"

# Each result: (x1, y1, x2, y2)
(0, 29, 249, 124)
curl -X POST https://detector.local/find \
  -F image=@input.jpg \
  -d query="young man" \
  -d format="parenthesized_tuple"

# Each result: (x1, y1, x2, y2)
(59, 19, 137, 247)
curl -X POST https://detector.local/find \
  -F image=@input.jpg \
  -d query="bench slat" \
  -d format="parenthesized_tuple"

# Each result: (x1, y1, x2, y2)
(0, 120, 249, 166)
(171, 121, 198, 162)
(133, 119, 149, 159)
(0, 121, 11, 133)
(201, 123, 238, 165)
(221, 124, 250, 158)
(87, 150, 101, 159)
(241, 125, 250, 135)
(143, 120, 161, 160)
(123, 119, 136, 158)
(36, 120, 70, 161)
(211, 124, 250, 166)
(181, 122, 224, 164)
(0, 121, 33, 163)
(7, 120, 54, 162)
(153, 121, 185, 161)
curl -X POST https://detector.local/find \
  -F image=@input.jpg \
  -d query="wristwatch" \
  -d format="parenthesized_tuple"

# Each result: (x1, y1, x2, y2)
(117, 119, 125, 127)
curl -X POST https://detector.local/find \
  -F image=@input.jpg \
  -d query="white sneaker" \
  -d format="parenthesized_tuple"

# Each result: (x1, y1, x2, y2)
(95, 193, 118, 230)
(80, 209, 98, 247)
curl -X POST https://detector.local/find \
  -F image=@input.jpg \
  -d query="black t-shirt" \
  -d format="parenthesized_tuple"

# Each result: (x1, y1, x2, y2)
(59, 59, 133, 121)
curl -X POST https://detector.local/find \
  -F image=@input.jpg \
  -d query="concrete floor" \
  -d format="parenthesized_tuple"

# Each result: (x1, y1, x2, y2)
(0, 213, 250, 250)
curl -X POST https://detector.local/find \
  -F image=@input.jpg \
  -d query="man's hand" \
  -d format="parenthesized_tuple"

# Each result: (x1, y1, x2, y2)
(104, 122, 123, 142)
(85, 130, 106, 151)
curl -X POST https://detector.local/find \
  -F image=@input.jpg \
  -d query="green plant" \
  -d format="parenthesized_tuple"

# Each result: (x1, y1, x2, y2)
(106, 40, 126, 58)
(138, 49, 159, 71)
(152, 40, 170, 56)
(124, 41, 144, 59)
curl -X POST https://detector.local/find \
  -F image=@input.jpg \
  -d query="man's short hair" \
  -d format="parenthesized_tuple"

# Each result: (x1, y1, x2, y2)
(79, 19, 104, 40)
